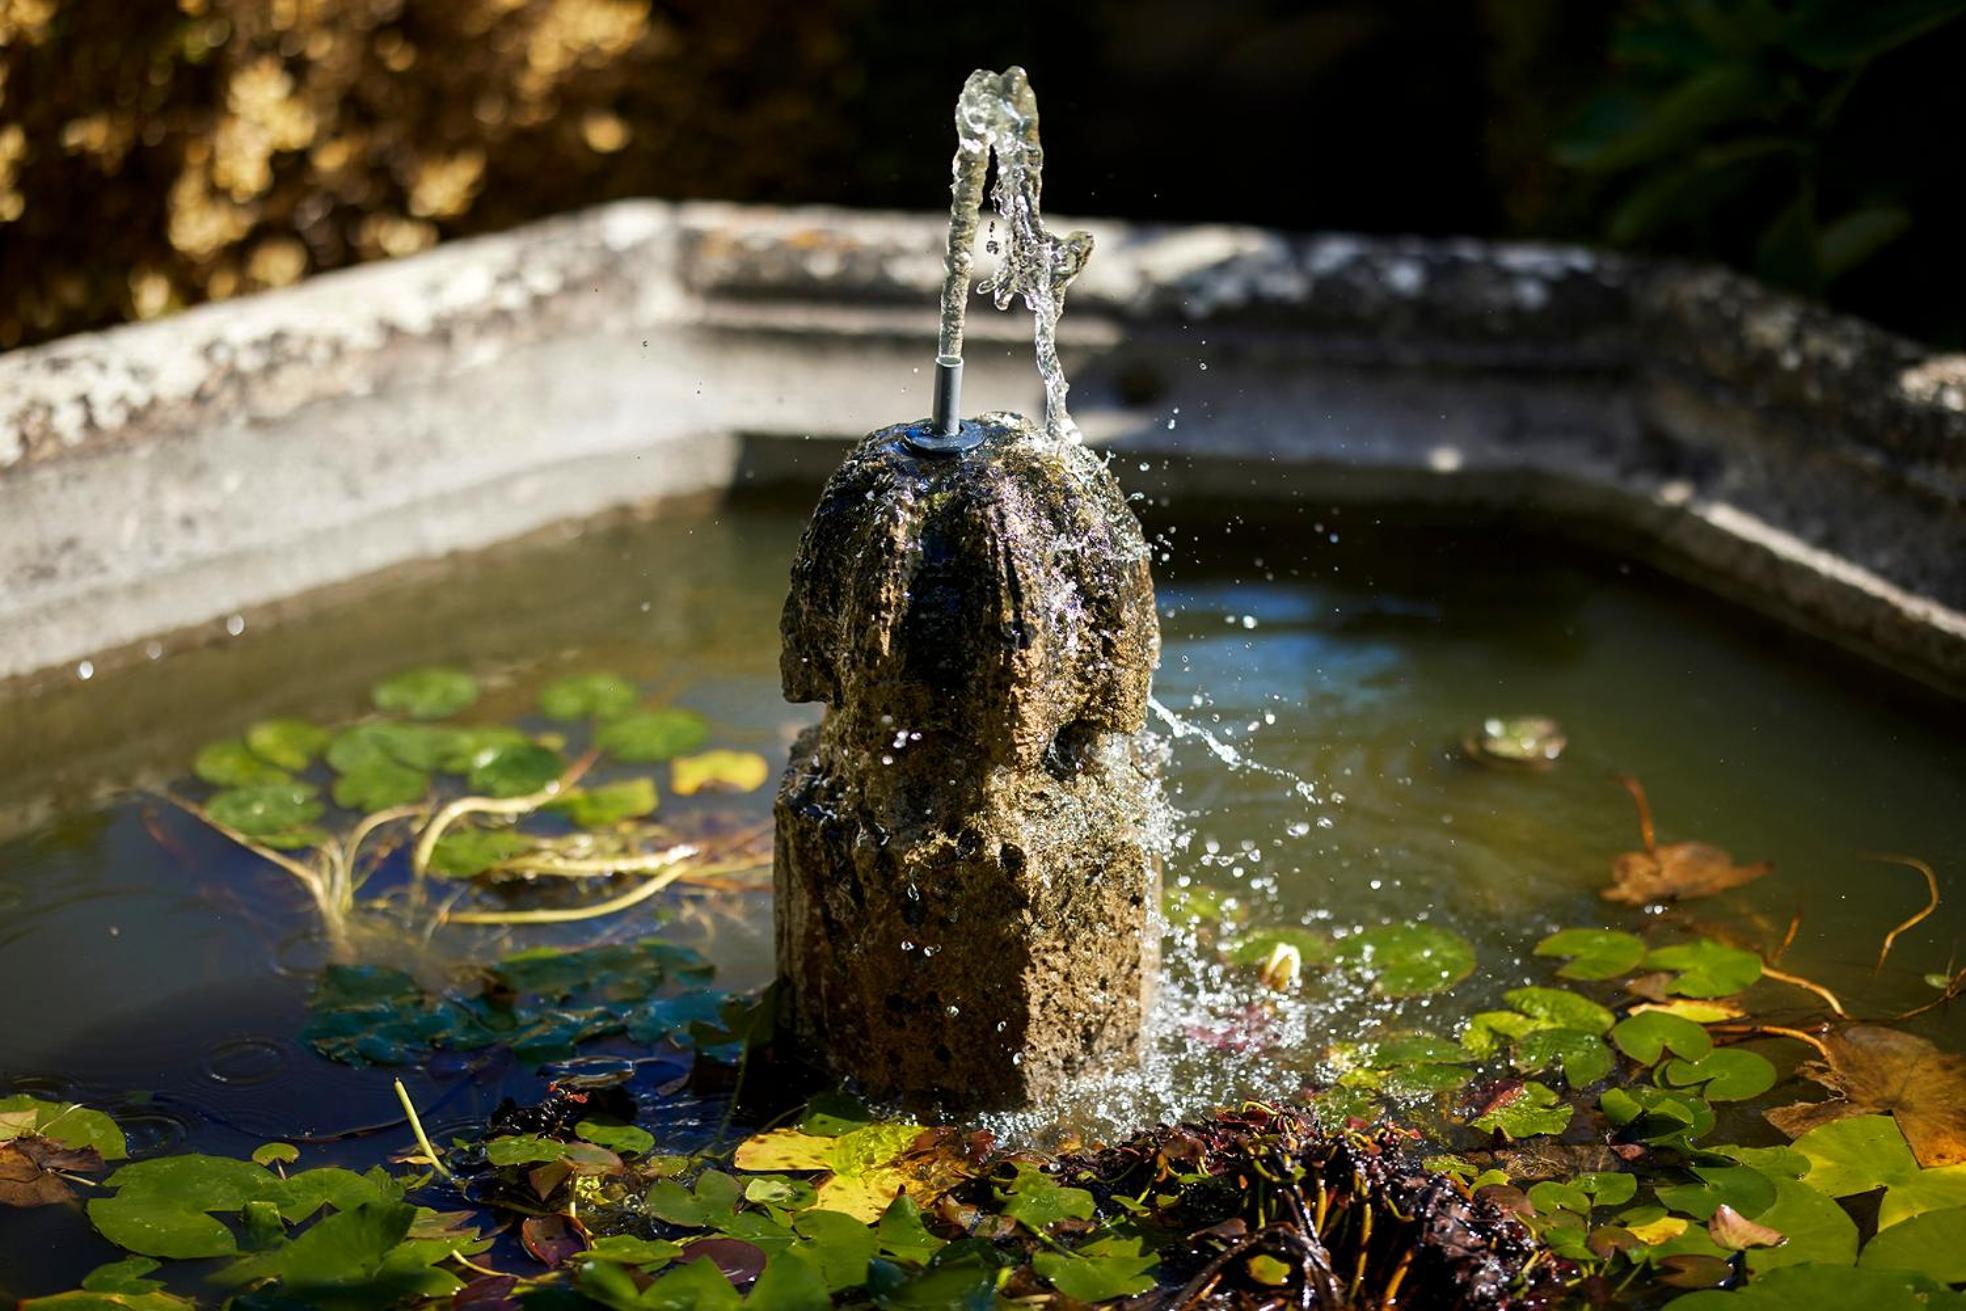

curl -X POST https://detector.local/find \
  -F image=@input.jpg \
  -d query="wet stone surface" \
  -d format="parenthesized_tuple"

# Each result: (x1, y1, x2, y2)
(775, 412, 1162, 1110)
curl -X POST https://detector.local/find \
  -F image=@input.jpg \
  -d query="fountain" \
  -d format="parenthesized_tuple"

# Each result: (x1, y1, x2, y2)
(773, 68, 1161, 1109)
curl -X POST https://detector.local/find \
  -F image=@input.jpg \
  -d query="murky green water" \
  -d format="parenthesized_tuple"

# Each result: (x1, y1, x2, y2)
(1, 489, 1961, 1294)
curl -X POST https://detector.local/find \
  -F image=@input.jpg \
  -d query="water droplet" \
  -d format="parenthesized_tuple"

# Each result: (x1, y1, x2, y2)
(75, 659, 94, 680)
(225, 614, 246, 636)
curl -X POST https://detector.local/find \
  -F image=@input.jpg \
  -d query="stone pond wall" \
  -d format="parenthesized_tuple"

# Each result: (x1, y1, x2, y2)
(0, 201, 1961, 701)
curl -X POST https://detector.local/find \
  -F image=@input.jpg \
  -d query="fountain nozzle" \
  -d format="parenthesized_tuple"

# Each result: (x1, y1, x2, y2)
(904, 354, 982, 456)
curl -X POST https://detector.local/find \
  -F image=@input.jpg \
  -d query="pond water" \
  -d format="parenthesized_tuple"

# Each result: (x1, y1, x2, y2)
(1, 484, 1961, 1296)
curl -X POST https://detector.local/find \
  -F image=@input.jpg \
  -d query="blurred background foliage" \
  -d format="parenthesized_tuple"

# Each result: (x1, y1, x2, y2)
(1, 0, 1962, 350)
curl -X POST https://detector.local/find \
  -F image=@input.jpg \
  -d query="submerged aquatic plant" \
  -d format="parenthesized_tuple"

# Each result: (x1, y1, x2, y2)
(165, 665, 774, 958)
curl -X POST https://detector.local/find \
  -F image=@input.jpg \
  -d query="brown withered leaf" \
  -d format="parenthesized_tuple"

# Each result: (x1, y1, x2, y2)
(1765, 1025, 1966, 1167)
(1708, 1203, 1785, 1251)
(1603, 776, 1771, 905)
(0, 1137, 103, 1208)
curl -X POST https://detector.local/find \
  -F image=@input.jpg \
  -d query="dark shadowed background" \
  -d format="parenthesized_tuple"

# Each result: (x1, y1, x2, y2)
(3, 0, 1962, 349)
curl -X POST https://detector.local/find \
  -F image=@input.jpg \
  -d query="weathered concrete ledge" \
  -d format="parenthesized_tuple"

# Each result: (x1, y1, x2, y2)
(1, 200, 1962, 697)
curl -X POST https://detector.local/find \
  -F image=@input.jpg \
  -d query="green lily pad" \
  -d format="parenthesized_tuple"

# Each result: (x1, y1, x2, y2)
(1744, 1176, 1858, 1272)
(539, 673, 639, 721)
(1514, 1028, 1616, 1086)
(1504, 986, 1618, 1035)
(206, 782, 324, 842)
(194, 740, 293, 787)
(1612, 1011, 1715, 1065)
(1644, 942, 1763, 998)
(426, 827, 532, 878)
(546, 778, 658, 828)
(1601, 1085, 1716, 1145)
(429, 726, 531, 774)
(587, 1234, 686, 1269)
(1578, 1171, 1638, 1207)
(1535, 928, 1648, 981)
(875, 1196, 945, 1265)
(1334, 922, 1476, 997)
(466, 742, 563, 797)
(999, 1164, 1095, 1232)
(330, 759, 428, 810)
(576, 1120, 655, 1157)
(370, 666, 478, 719)
(0, 1096, 127, 1160)
(1473, 1080, 1574, 1139)
(790, 1209, 879, 1292)
(1661, 1262, 1959, 1311)
(1033, 1239, 1159, 1301)
(1663, 1049, 1778, 1101)
(596, 709, 709, 762)
(1793, 1115, 1966, 1229)
(1859, 1204, 1966, 1282)
(1656, 1165, 1778, 1221)
(244, 719, 331, 771)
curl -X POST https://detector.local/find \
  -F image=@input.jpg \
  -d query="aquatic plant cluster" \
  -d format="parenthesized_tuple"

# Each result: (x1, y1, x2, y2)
(4, 662, 1964, 1309)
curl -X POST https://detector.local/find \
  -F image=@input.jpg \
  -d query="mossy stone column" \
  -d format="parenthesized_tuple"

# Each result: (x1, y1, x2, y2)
(774, 412, 1161, 1110)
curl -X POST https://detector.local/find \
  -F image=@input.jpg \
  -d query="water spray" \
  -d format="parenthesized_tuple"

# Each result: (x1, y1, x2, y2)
(909, 66, 1094, 455)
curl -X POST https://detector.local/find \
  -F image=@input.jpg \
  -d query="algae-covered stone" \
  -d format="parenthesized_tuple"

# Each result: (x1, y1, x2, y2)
(775, 413, 1161, 1109)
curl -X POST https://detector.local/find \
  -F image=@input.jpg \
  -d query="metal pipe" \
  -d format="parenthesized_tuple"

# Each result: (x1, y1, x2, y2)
(931, 354, 963, 437)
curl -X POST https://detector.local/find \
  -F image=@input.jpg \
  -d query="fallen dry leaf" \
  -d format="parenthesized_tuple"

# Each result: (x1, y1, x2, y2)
(0, 1137, 102, 1208)
(1602, 776, 1770, 905)
(1764, 1025, 1966, 1167)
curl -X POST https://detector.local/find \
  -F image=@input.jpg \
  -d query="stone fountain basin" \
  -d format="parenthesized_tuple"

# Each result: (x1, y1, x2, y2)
(2, 200, 1962, 702)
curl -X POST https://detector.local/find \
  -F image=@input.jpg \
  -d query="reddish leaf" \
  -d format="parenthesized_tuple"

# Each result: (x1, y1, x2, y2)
(521, 1213, 587, 1267)
(1708, 1203, 1785, 1250)
(678, 1236, 767, 1288)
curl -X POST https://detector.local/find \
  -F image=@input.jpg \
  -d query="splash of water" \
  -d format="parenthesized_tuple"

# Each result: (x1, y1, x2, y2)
(938, 67, 1094, 442)
(1149, 695, 1326, 808)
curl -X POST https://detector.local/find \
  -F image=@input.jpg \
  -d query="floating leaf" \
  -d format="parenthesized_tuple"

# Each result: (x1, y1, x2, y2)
(588, 1234, 686, 1269)
(1604, 776, 1770, 905)
(546, 778, 658, 828)
(330, 758, 428, 810)
(1334, 922, 1476, 997)
(1612, 1012, 1715, 1065)
(575, 1120, 655, 1157)
(1535, 928, 1647, 981)
(596, 709, 709, 762)
(1787, 1114, 1966, 1229)
(1644, 942, 1763, 998)
(538, 673, 639, 721)
(427, 827, 533, 879)
(0, 1097, 127, 1160)
(206, 782, 325, 845)
(245, 719, 331, 771)
(1660, 1262, 1966, 1310)
(1858, 1204, 1966, 1283)
(1032, 1239, 1159, 1301)
(671, 750, 771, 797)
(1, 1139, 103, 1208)
(1656, 1165, 1779, 1222)
(467, 743, 563, 798)
(1768, 1026, 1966, 1168)
(1744, 1177, 1857, 1272)
(194, 740, 292, 787)
(1473, 1081, 1574, 1140)
(1504, 987, 1617, 1035)
(1601, 1085, 1716, 1145)
(1664, 1049, 1778, 1101)
(1636, 999, 1747, 1024)
(1708, 1203, 1785, 1251)
(371, 666, 478, 719)
(1514, 1029, 1616, 1086)
(87, 1154, 396, 1259)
